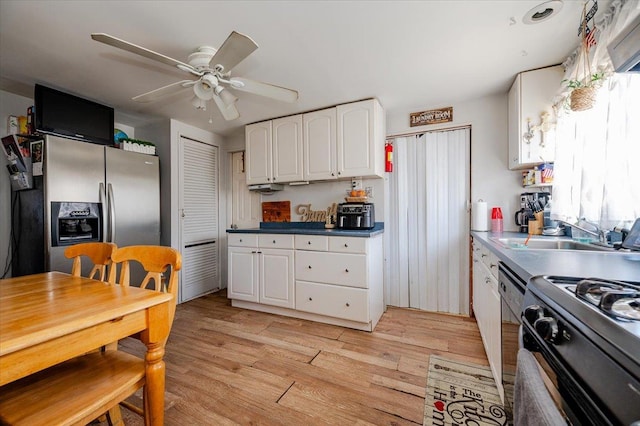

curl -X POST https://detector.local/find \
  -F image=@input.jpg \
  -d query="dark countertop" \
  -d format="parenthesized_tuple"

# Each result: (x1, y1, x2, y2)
(471, 231, 640, 282)
(227, 222, 384, 238)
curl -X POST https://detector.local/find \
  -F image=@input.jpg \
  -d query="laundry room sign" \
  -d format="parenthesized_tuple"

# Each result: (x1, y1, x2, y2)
(410, 106, 453, 127)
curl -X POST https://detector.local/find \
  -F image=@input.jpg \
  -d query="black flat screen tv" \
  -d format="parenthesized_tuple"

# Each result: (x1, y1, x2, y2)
(34, 84, 114, 146)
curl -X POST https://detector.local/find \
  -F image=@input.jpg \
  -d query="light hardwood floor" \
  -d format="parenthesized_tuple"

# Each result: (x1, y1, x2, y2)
(119, 290, 488, 425)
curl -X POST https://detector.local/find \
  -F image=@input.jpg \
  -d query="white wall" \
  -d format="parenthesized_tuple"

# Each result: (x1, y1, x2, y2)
(386, 93, 523, 232)
(0, 90, 34, 277)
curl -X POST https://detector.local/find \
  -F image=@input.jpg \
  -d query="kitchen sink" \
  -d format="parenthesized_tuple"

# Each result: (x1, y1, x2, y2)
(494, 237, 614, 252)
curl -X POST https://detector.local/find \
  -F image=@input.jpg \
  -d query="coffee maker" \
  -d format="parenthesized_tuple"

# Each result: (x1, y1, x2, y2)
(515, 192, 550, 233)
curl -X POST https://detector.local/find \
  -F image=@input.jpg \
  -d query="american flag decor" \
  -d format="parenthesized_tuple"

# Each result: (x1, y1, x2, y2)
(584, 26, 598, 48)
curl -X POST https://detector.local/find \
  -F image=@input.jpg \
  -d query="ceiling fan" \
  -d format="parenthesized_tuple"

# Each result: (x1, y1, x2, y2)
(91, 31, 299, 121)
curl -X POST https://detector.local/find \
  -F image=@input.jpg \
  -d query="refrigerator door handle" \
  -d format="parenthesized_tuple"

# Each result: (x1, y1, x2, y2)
(99, 183, 108, 243)
(107, 183, 116, 243)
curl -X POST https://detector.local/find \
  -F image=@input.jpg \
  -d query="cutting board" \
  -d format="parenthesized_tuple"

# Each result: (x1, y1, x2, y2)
(262, 201, 291, 222)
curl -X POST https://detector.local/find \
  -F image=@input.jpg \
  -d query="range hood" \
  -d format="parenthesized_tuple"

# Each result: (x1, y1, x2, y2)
(247, 183, 284, 192)
(607, 12, 640, 73)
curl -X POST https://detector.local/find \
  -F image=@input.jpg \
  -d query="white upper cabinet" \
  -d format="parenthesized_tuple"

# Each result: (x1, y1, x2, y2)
(303, 107, 337, 181)
(246, 98, 385, 184)
(245, 121, 272, 185)
(337, 99, 385, 178)
(508, 65, 563, 170)
(272, 115, 304, 183)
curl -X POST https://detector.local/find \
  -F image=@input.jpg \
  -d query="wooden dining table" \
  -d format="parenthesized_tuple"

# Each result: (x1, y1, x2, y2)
(0, 271, 174, 425)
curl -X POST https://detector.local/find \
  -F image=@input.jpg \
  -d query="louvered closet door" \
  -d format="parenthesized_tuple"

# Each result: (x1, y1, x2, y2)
(180, 136, 219, 302)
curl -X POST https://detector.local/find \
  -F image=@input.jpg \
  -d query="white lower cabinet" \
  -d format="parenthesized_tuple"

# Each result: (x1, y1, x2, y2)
(472, 239, 503, 401)
(227, 232, 384, 331)
(228, 234, 294, 308)
(228, 247, 259, 302)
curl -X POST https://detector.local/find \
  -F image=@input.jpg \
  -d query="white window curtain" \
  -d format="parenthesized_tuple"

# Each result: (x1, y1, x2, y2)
(552, 74, 640, 229)
(387, 128, 470, 314)
(552, 0, 640, 229)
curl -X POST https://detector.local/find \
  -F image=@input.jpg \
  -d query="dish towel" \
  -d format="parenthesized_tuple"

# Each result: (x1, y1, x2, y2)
(513, 348, 566, 426)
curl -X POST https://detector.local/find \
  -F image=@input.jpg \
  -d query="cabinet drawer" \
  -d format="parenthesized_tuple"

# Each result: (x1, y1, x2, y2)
(259, 234, 294, 249)
(294, 235, 328, 251)
(480, 249, 499, 279)
(328, 236, 367, 254)
(228, 234, 258, 247)
(295, 280, 369, 323)
(296, 251, 367, 288)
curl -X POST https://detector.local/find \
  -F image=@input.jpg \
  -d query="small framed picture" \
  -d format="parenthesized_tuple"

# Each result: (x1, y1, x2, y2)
(30, 140, 43, 176)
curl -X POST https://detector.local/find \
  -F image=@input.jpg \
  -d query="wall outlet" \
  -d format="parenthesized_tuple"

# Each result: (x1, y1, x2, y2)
(351, 178, 362, 189)
(365, 187, 373, 198)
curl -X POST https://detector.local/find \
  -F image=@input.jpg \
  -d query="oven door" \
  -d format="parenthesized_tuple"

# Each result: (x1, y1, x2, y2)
(499, 264, 525, 422)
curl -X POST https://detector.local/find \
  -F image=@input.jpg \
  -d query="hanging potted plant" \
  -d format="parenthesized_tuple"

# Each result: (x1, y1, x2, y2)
(566, 71, 604, 111)
(565, 4, 603, 112)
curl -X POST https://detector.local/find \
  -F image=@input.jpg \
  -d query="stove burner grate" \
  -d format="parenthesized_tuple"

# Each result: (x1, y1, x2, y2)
(574, 278, 640, 321)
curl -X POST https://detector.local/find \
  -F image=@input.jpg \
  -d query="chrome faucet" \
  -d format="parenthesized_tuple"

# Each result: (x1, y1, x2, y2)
(558, 219, 610, 245)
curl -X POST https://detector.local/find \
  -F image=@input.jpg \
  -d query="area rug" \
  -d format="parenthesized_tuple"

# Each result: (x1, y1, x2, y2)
(423, 356, 507, 426)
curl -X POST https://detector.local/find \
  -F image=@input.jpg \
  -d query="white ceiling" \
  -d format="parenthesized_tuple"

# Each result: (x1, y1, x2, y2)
(0, 0, 610, 137)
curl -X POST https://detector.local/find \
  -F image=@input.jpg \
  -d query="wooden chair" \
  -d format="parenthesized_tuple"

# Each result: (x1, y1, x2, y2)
(63, 242, 122, 424)
(108, 245, 182, 328)
(107, 245, 182, 419)
(64, 242, 117, 281)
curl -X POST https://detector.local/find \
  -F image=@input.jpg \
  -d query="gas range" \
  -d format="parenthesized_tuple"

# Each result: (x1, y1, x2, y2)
(523, 276, 640, 424)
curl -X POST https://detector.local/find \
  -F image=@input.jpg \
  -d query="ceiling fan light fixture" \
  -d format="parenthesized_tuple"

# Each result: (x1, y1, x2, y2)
(191, 96, 207, 110)
(193, 74, 218, 100)
(523, 0, 563, 25)
(215, 86, 238, 106)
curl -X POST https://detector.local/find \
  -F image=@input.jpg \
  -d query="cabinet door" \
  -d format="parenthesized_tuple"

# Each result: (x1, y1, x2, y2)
(260, 248, 295, 308)
(272, 116, 303, 183)
(507, 76, 522, 170)
(228, 247, 259, 302)
(303, 108, 337, 181)
(246, 121, 272, 185)
(337, 99, 383, 178)
(487, 274, 502, 387)
(508, 66, 563, 169)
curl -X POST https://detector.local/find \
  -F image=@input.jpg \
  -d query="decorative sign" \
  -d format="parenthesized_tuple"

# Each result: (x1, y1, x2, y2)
(296, 203, 337, 222)
(410, 107, 453, 127)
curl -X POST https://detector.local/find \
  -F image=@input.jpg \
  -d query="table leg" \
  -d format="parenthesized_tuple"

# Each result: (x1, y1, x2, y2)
(141, 302, 171, 426)
(144, 341, 166, 425)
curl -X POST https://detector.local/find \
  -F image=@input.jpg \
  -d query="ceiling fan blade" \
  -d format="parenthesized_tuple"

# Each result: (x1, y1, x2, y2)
(210, 31, 258, 72)
(213, 95, 240, 121)
(91, 33, 200, 76)
(132, 80, 195, 103)
(231, 77, 299, 103)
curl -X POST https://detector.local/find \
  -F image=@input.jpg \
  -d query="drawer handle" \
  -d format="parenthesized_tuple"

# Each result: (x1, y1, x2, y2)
(308, 265, 312, 269)
(481, 254, 488, 258)
(308, 241, 312, 245)
(345, 268, 349, 273)
(308, 297, 313, 301)
(344, 243, 348, 247)
(240, 239, 243, 242)
(490, 263, 497, 269)
(345, 302, 350, 307)
(273, 240, 276, 244)
(485, 277, 491, 284)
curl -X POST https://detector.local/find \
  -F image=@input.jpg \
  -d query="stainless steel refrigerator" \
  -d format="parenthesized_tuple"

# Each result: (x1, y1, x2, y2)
(11, 135, 160, 277)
